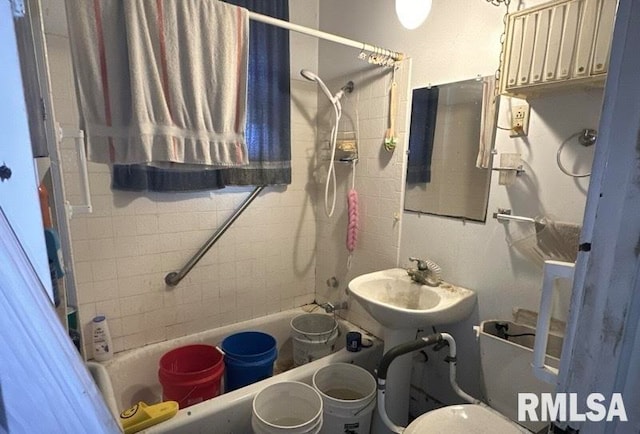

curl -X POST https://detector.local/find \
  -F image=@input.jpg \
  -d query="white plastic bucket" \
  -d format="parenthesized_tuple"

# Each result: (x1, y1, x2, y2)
(312, 363, 376, 434)
(291, 314, 339, 366)
(252, 381, 323, 434)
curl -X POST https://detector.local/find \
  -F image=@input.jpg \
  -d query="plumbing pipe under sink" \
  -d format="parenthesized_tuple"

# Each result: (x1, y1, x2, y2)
(375, 333, 481, 433)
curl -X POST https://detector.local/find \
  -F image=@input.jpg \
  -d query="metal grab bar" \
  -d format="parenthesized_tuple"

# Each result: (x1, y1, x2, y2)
(492, 208, 536, 224)
(164, 185, 265, 287)
(494, 213, 536, 224)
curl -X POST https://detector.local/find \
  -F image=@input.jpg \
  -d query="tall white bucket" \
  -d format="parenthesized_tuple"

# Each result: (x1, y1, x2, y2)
(291, 314, 339, 366)
(312, 363, 376, 434)
(252, 381, 323, 434)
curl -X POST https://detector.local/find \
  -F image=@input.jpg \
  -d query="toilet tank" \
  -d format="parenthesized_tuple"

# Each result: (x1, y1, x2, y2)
(479, 320, 562, 433)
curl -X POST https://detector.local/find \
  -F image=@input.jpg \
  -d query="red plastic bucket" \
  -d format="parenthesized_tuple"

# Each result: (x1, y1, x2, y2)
(158, 344, 224, 408)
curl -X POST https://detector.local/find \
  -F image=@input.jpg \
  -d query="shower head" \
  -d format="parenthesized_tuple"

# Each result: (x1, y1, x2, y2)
(300, 72, 355, 218)
(300, 69, 334, 103)
(300, 69, 354, 105)
(300, 69, 319, 82)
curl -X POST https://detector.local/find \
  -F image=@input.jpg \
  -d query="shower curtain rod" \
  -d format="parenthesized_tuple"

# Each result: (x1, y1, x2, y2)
(247, 11, 405, 62)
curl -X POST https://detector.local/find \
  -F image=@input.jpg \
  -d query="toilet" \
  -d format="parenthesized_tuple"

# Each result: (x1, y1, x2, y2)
(404, 404, 530, 433)
(404, 320, 561, 433)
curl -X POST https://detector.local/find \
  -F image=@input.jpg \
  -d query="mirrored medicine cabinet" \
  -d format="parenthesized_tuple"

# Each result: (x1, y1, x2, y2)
(404, 76, 493, 222)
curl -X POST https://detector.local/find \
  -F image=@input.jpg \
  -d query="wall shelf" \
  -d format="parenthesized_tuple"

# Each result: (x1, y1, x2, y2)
(500, 0, 616, 97)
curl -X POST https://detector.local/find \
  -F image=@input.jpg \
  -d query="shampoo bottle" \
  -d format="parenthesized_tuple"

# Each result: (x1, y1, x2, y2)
(92, 315, 113, 362)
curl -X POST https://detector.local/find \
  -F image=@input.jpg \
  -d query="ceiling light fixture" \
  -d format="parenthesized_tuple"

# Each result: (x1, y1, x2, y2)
(395, 0, 432, 30)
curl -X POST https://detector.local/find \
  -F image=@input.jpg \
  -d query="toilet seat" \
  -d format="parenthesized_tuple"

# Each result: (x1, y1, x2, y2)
(404, 404, 531, 434)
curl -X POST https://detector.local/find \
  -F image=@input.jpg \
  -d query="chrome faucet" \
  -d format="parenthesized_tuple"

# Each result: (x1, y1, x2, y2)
(321, 301, 348, 313)
(407, 257, 442, 286)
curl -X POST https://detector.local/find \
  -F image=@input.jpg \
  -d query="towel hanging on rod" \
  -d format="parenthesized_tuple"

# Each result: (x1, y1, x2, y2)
(494, 210, 581, 265)
(66, 0, 250, 167)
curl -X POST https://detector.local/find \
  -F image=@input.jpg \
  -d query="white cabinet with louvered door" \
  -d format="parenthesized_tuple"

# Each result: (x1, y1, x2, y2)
(500, 0, 618, 97)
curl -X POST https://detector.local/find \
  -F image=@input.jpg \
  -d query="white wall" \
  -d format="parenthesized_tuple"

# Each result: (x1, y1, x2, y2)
(319, 0, 503, 83)
(319, 0, 602, 416)
(42, 0, 321, 356)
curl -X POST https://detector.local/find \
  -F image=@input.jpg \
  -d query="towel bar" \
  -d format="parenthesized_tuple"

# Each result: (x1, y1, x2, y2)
(57, 125, 93, 217)
(492, 208, 536, 224)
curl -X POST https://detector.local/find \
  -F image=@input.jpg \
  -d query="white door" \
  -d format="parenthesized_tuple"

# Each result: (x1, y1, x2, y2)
(557, 0, 640, 433)
(0, 0, 51, 300)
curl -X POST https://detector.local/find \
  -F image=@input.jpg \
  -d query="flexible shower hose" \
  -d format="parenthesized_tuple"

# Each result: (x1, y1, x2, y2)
(324, 101, 341, 217)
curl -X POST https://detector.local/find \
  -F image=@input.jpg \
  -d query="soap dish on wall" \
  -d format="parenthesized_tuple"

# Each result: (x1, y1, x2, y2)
(492, 153, 525, 185)
(336, 131, 358, 162)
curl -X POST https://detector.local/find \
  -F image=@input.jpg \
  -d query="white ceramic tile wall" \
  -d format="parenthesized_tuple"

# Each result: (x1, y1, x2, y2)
(43, 1, 320, 357)
(313, 63, 412, 337)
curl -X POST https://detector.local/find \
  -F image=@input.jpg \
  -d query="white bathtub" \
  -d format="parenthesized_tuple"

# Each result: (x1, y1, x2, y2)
(95, 306, 383, 433)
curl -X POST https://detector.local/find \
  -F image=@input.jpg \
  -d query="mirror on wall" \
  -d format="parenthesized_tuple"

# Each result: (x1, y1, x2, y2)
(404, 76, 493, 222)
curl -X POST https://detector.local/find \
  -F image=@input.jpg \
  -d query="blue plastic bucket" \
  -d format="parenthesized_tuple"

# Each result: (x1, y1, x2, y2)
(221, 331, 278, 392)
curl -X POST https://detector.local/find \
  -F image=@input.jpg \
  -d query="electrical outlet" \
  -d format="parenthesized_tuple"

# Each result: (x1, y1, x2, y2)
(510, 104, 530, 137)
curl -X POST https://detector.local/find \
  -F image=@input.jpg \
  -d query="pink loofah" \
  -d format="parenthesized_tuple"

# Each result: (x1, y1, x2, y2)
(347, 189, 359, 252)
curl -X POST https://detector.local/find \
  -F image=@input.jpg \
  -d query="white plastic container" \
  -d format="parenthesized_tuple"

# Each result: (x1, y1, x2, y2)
(290, 314, 338, 367)
(252, 381, 323, 434)
(92, 315, 113, 362)
(312, 363, 376, 434)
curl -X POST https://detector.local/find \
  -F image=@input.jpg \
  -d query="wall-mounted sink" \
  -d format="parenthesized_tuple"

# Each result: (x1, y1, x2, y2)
(348, 268, 476, 329)
(348, 268, 477, 432)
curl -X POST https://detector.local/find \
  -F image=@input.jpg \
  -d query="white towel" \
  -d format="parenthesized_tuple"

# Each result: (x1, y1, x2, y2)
(66, 0, 249, 167)
(476, 76, 497, 169)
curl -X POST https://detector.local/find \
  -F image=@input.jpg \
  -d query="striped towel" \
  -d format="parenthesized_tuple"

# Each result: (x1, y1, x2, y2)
(66, 0, 250, 167)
